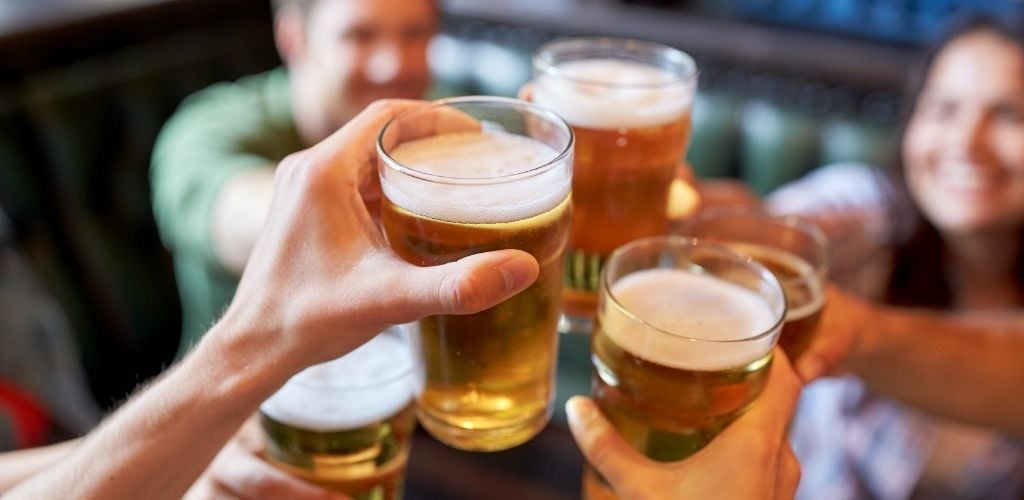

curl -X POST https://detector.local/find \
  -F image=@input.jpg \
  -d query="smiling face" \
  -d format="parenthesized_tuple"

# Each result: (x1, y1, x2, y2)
(280, 0, 435, 143)
(903, 29, 1024, 237)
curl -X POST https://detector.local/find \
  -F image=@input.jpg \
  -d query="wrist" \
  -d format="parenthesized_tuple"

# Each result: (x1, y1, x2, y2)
(842, 300, 891, 374)
(188, 311, 299, 408)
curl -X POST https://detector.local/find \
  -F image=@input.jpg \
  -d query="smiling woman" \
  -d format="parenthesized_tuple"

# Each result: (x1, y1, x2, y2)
(767, 14, 1024, 500)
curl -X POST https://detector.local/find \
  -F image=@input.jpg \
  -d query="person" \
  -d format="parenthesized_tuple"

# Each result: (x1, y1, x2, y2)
(4, 100, 804, 499)
(150, 0, 436, 358)
(768, 15, 1024, 499)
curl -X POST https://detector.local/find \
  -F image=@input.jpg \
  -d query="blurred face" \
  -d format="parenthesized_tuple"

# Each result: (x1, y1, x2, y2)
(288, 0, 434, 136)
(903, 30, 1024, 236)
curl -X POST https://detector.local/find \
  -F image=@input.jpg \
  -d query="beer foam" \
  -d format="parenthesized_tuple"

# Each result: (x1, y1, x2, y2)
(603, 269, 779, 370)
(382, 131, 571, 224)
(728, 243, 826, 322)
(260, 333, 414, 432)
(533, 58, 694, 130)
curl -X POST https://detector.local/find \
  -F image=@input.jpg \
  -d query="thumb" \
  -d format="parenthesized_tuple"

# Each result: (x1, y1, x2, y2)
(566, 396, 649, 489)
(401, 249, 539, 317)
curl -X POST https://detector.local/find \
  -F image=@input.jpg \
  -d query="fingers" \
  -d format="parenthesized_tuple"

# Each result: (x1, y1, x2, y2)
(796, 284, 860, 381)
(518, 82, 535, 101)
(775, 445, 801, 500)
(212, 442, 347, 500)
(387, 249, 539, 319)
(565, 396, 649, 489)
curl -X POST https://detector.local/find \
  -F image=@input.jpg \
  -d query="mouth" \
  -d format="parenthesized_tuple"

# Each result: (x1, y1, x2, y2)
(933, 162, 1008, 196)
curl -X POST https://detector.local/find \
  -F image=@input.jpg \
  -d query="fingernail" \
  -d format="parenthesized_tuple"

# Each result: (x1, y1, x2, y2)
(565, 396, 592, 424)
(497, 254, 538, 292)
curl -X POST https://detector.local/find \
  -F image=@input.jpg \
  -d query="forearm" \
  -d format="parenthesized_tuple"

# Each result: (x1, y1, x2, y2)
(0, 439, 80, 491)
(845, 306, 1024, 436)
(5, 318, 293, 499)
(212, 167, 275, 275)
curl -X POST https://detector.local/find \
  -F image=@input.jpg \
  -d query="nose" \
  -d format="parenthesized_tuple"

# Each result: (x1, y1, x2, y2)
(365, 43, 401, 84)
(949, 110, 990, 162)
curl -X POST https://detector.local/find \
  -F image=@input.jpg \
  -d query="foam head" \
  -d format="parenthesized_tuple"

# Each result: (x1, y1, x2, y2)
(382, 130, 571, 224)
(533, 58, 695, 130)
(260, 332, 414, 432)
(602, 268, 780, 371)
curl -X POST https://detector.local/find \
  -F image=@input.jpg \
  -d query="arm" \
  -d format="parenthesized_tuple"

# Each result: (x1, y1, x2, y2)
(0, 439, 80, 491)
(8, 100, 537, 499)
(211, 167, 275, 275)
(801, 287, 1024, 437)
(849, 304, 1024, 436)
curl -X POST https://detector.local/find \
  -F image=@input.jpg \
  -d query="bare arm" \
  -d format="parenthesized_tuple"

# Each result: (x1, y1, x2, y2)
(0, 439, 80, 492)
(849, 306, 1024, 436)
(802, 287, 1024, 437)
(4, 100, 535, 499)
(211, 167, 275, 275)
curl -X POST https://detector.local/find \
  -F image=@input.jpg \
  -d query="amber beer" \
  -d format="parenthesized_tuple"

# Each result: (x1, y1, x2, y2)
(378, 98, 573, 452)
(260, 330, 416, 500)
(584, 237, 785, 499)
(681, 210, 831, 361)
(532, 38, 698, 323)
(732, 243, 826, 360)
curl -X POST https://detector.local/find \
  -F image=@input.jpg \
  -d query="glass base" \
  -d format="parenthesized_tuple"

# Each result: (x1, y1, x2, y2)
(416, 404, 552, 452)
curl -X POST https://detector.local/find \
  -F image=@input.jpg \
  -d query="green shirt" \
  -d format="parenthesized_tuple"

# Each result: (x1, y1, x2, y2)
(151, 68, 303, 356)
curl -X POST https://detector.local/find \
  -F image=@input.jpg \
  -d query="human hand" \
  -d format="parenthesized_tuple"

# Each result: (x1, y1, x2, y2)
(567, 348, 803, 500)
(795, 285, 874, 381)
(184, 417, 348, 500)
(218, 99, 540, 374)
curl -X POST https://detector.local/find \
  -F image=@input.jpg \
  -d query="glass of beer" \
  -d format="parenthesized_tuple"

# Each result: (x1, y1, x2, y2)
(377, 97, 573, 452)
(584, 236, 786, 499)
(260, 327, 416, 500)
(532, 37, 699, 331)
(680, 209, 831, 361)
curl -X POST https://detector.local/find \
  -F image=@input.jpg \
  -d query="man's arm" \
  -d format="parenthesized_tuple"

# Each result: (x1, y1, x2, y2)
(802, 288, 1024, 437)
(211, 168, 275, 275)
(7, 100, 537, 499)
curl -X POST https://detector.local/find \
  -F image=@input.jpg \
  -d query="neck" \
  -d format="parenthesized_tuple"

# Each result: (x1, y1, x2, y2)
(942, 227, 1022, 309)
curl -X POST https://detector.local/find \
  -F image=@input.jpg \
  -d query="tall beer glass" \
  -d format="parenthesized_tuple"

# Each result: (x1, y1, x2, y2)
(532, 37, 698, 328)
(260, 327, 416, 500)
(681, 209, 831, 361)
(585, 236, 786, 499)
(377, 97, 573, 451)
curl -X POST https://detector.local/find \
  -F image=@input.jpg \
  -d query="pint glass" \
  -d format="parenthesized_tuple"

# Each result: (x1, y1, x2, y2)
(532, 37, 698, 325)
(260, 328, 416, 500)
(377, 97, 573, 451)
(681, 209, 831, 361)
(585, 236, 786, 498)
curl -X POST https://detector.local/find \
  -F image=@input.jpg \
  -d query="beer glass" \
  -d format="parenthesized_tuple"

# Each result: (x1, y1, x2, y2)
(377, 97, 573, 451)
(532, 37, 698, 329)
(680, 209, 831, 361)
(260, 327, 416, 500)
(585, 236, 786, 498)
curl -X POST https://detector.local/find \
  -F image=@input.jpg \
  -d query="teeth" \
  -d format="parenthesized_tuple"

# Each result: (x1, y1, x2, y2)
(937, 164, 998, 191)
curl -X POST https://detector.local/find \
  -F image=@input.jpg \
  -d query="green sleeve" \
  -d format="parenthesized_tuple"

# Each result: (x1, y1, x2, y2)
(150, 80, 281, 268)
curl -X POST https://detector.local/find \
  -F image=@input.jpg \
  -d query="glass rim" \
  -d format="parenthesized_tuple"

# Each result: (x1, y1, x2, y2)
(602, 235, 787, 345)
(376, 95, 574, 185)
(286, 331, 415, 393)
(533, 36, 699, 89)
(684, 206, 833, 281)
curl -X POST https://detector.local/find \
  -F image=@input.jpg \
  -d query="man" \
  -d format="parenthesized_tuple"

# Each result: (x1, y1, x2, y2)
(6, 100, 804, 499)
(151, 0, 436, 355)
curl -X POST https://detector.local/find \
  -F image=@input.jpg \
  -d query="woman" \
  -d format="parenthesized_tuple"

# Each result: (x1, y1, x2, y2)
(770, 15, 1024, 499)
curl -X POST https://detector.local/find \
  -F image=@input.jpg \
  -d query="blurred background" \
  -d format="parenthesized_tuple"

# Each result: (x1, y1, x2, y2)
(0, 0, 1019, 431)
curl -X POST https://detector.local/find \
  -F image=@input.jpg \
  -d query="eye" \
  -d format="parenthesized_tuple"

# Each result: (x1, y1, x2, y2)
(342, 26, 377, 46)
(920, 97, 957, 121)
(993, 103, 1024, 124)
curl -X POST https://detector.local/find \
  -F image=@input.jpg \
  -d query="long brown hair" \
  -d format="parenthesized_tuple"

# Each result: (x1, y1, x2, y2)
(885, 15, 1024, 308)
